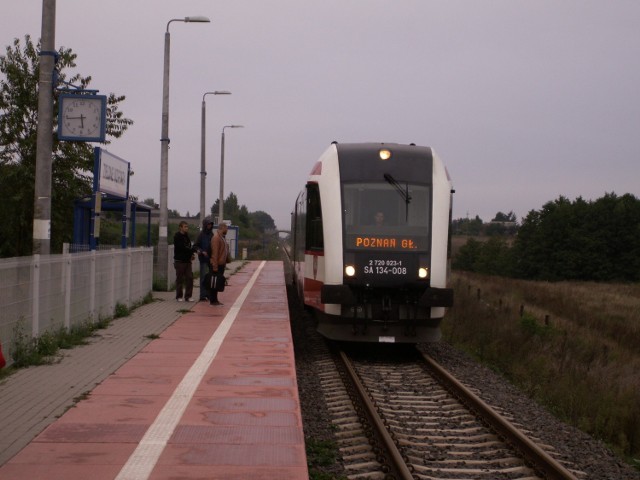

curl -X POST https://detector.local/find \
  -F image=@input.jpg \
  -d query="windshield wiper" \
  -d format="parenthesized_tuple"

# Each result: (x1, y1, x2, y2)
(384, 173, 411, 220)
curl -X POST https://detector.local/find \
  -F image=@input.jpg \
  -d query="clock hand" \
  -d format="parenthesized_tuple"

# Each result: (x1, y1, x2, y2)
(65, 114, 86, 128)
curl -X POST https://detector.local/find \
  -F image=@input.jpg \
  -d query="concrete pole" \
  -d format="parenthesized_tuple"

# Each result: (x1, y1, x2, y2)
(157, 17, 210, 290)
(218, 127, 225, 225)
(200, 91, 231, 225)
(199, 96, 206, 223)
(33, 0, 56, 254)
(218, 125, 243, 225)
(157, 27, 171, 289)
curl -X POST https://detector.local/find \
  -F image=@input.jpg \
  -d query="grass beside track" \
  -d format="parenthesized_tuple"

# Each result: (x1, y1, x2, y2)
(444, 271, 640, 470)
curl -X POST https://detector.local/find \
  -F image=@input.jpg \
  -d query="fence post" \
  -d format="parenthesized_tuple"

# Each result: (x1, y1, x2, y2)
(110, 250, 116, 315)
(147, 248, 154, 292)
(63, 248, 72, 329)
(31, 254, 41, 337)
(125, 248, 132, 308)
(167, 244, 172, 292)
(90, 250, 96, 321)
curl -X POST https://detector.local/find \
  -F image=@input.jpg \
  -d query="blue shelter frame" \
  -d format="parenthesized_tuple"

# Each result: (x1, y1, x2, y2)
(72, 147, 152, 249)
(73, 196, 152, 248)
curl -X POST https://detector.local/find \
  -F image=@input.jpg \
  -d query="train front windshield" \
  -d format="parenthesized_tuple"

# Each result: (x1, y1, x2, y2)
(343, 182, 431, 252)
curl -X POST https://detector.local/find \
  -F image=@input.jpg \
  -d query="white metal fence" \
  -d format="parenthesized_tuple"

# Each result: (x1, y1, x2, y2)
(0, 247, 153, 366)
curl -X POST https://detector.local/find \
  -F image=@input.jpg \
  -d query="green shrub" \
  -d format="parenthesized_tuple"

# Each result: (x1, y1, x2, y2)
(7, 294, 150, 372)
(114, 302, 129, 318)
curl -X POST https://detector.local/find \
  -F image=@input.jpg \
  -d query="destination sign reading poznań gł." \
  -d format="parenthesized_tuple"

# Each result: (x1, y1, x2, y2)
(348, 235, 420, 250)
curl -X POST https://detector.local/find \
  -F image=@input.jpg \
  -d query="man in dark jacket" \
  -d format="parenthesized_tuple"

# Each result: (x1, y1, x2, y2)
(194, 217, 215, 301)
(173, 221, 196, 302)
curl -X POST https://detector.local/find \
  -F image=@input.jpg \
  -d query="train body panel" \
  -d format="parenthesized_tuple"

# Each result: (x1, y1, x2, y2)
(302, 251, 324, 311)
(315, 144, 343, 316)
(288, 142, 453, 343)
(428, 150, 453, 320)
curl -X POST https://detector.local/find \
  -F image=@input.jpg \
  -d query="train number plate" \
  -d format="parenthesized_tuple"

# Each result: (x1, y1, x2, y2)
(363, 259, 409, 275)
(356, 254, 417, 282)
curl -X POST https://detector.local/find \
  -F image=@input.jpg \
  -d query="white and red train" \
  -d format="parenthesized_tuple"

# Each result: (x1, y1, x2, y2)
(286, 142, 454, 343)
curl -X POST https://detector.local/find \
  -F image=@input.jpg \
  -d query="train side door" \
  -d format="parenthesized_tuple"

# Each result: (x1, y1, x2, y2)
(305, 183, 323, 253)
(304, 183, 324, 308)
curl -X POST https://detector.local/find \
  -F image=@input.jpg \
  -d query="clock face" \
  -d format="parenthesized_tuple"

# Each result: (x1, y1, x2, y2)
(58, 95, 106, 141)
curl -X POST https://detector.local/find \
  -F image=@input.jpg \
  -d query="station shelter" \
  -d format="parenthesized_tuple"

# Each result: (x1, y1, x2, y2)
(72, 148, 151, 250)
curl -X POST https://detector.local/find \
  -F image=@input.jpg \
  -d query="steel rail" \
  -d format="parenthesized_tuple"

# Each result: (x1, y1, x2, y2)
(421, 352, 579, 480)
(338, 350, 414, 480)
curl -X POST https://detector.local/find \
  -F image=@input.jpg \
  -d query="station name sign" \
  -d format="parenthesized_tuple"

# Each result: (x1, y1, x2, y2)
(97, 149, 129, 199)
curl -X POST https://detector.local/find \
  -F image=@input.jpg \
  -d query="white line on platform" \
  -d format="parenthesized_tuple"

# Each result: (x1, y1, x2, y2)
(115, 261, 266, 480)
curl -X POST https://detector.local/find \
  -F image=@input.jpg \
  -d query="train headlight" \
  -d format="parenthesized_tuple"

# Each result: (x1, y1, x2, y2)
(379, 148, 392, 160)
(345, 265, 356, 277)
(418, 267, 429, 279)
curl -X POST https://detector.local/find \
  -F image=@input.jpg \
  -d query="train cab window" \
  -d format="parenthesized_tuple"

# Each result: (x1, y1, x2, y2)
(305, 183, 324, 251)
(343, 181, 431, 251)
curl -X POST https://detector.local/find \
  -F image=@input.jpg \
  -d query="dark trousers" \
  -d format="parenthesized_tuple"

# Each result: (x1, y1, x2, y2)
(199, 261, 212, 300)
(174, 261, 193, 299)
(209, 264, 226, 303)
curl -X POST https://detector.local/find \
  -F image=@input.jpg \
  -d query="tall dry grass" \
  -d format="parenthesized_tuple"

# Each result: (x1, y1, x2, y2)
(444, 271, 640, 465)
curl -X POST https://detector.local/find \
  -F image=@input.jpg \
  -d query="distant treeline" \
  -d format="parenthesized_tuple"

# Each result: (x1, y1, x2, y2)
(452, 211, 517, 236)
(453, 193, 640, 282)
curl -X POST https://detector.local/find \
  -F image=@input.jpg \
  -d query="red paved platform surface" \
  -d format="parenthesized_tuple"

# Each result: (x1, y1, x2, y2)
(0, 261, 308, 480)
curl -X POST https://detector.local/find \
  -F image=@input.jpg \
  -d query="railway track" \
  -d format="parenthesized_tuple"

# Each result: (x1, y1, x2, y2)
(319, 345, 585, 480)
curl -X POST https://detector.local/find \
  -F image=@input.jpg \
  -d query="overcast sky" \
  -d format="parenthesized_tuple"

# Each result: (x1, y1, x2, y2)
(2, 1, 639, 230)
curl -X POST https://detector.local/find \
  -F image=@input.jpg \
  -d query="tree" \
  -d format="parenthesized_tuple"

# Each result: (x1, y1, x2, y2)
(453, 237, 513, 276)
(211, 192, 250, 228)
(452, 238, 483, 271)
(0, 35, 132, 257)
(491, 211, 516, 223)
(142, 198, 158, 209)
(451, 215, 483, 235)
(250, 210, 276, 233)
(474, 237, 514, 276)
(513, 193, 640, 281)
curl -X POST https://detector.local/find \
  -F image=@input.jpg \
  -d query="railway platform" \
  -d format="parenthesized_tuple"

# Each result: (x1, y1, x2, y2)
(0, 260, 308, 480)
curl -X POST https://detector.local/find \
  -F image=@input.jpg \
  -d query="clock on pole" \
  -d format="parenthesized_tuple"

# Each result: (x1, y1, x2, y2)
(58, 94, 107, 142)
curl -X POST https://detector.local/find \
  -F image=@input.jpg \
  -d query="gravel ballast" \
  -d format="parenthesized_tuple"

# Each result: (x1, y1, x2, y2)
(290, 300, 640, 480)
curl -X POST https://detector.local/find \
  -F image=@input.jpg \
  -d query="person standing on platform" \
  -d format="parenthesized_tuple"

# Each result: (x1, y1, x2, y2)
(209, 223, 230, 306)
(173, 221, 196, 302)
(195, 217, 215, 301)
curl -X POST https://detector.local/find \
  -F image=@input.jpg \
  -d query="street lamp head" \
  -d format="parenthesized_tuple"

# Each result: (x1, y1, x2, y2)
(184, 16, 211, 23)
(224, 124, 244, 130)
(203, 91, 231, 101)
(167, 16, 211, 31)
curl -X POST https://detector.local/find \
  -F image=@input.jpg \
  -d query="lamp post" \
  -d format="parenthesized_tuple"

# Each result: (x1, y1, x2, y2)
(200, 91, 231, 224)
(157, 15, 210, 290)
(218, 125, 244, 225)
